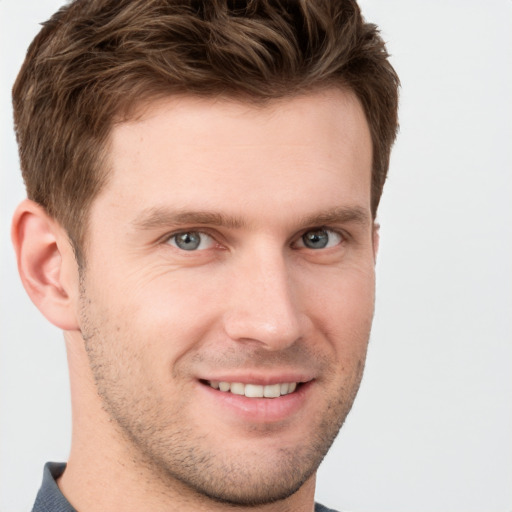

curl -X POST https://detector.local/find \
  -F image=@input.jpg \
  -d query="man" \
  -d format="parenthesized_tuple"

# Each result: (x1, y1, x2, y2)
(10, 1, 399, 511)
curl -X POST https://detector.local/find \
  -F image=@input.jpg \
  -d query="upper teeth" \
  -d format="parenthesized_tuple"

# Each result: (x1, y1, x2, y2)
(208, 381, 297, 398)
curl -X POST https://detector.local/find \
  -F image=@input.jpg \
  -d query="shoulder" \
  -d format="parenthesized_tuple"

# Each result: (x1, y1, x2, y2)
(315, 503, 343, 512)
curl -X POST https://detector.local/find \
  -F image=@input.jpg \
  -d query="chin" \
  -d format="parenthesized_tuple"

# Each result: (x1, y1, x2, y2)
(162, 448, 320, 507)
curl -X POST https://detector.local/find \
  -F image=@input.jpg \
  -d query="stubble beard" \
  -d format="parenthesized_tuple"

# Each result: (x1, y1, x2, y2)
(79, 285, 367, 507)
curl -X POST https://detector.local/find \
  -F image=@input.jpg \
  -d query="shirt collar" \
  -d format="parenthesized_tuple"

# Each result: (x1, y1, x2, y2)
(32, 462, 75, 512)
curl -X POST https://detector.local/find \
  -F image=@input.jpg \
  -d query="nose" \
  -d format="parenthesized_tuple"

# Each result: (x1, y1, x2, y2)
(222, 246, 305, 351)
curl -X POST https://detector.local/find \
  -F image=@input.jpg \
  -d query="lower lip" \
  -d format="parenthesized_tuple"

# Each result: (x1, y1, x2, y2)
(198, 381, 314, 424)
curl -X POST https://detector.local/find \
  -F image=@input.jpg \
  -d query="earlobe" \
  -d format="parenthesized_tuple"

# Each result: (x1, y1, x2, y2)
(11, 199, 80, 331)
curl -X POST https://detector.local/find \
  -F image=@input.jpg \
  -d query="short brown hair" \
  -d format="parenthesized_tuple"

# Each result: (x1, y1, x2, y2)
(13, 0, 399, 262)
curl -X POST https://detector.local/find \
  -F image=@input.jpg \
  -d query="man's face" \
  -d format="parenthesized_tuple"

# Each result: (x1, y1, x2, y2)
(77, 89, 375, 505)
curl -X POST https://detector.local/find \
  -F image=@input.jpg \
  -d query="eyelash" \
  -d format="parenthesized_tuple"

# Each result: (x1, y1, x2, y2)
(164, 230, 218, 252)
(163, 227, 347, 253)
(294, 228, 345, 250)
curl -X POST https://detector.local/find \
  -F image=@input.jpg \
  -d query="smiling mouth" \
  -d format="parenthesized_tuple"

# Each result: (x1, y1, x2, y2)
(203, 380, 300, 398)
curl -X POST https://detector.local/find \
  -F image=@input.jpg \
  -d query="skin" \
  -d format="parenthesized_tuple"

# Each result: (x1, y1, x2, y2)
(12, 88, 376, 512)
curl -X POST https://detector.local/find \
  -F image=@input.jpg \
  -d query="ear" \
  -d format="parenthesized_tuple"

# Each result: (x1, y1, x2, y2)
(372, 222, 380, 262)
(11, 199, 80, 331)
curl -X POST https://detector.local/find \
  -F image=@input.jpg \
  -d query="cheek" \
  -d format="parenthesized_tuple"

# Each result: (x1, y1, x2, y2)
(100, 266, 225, 358)
(306, 260, 375, 310)
(301, 265, 375, 350)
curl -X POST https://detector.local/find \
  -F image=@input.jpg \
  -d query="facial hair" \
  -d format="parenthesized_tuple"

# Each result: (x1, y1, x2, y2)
(79, 280, 368, 507)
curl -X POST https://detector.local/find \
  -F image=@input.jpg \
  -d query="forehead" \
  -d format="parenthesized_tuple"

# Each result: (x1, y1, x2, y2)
(94, 89, 372, 228)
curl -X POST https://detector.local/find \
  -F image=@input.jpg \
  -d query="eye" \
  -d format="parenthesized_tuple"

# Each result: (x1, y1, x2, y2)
(297, 229, 343, 250)
(167, 231, 215, 251)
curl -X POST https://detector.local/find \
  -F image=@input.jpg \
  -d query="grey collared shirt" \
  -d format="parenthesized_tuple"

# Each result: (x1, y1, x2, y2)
(32, 463, 75, 512)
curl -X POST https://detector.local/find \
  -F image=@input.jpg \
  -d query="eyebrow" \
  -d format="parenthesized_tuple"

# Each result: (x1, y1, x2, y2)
(131, 205, 371, 231)
(132, 208, 246, 230)
(299, 206, 371, 228)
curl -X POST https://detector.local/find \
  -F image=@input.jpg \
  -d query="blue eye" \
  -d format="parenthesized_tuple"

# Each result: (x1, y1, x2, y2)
(168, 231, 214, 251)
(300, 229, 342, 249)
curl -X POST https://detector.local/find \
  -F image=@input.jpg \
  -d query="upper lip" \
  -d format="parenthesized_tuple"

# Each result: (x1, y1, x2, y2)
(197, 371, 315, 385)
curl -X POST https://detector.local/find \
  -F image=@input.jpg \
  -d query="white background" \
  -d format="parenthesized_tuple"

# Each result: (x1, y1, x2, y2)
(1, 1, 511, 511)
